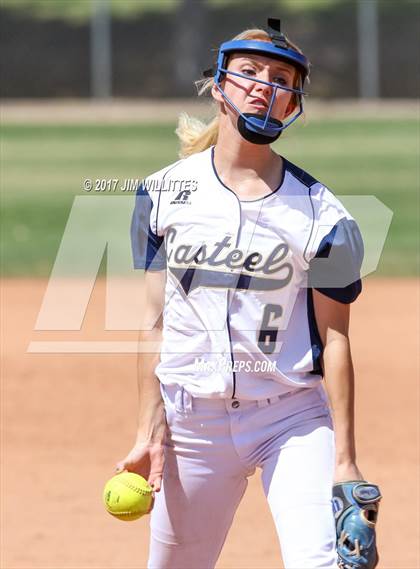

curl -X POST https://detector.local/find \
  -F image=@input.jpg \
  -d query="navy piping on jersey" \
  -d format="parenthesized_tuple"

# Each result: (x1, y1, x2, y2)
(306, 288, 323, 376)
(210, 146, 286, 203)
(211, 145, 286, 398)
(282, 157, 319, 189)
(282, 158, 319, 266)
(226, 290, 237, 399)
(227, 192, 242, 400)
(280, 158, 363, 367)
(280, 159, 324, 374)
(302, 185, 316, 266)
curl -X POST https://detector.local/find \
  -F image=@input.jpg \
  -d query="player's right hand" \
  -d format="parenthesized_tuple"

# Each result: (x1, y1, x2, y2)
(115, 441, 165, 492)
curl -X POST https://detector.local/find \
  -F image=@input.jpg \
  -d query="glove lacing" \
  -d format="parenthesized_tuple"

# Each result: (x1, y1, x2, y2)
(339, 529, 362, 556)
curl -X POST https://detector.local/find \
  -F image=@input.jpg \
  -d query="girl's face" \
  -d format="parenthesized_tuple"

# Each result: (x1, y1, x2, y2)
(212, 53, 298, 125)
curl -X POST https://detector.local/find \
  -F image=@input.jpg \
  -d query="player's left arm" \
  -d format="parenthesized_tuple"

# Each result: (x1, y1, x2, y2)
(313, 290, 363, 482)
(315, 291, 382, 568)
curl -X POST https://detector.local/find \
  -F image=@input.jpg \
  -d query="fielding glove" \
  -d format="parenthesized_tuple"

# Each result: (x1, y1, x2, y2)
(332, 481, 382, 569)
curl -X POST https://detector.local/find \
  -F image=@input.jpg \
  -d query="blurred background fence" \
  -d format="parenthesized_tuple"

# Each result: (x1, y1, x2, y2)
(0, 0, 419, 279)
(1, 0, 419, 99)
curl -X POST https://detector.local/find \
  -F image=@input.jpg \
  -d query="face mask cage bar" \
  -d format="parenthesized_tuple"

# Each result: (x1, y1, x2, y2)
(204, 33, 310, 138)
(215, 65, 306, 134)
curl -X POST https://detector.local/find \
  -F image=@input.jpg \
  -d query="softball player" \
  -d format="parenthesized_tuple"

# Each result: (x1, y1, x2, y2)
(116, 19, 379, 569)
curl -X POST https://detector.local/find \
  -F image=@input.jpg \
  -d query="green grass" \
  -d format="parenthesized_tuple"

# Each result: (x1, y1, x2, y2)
(1, 118, 418, 277)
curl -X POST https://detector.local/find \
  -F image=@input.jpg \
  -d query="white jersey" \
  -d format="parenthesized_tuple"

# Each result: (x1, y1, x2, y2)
(131, 147, 363, 400)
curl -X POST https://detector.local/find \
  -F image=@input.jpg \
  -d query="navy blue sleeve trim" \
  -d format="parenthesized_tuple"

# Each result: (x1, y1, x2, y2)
(307, 288, 324, 375)
(130, 184, 167, 271)
(315, 280, 362, 304)
(309, 218, 364, 304)
(283, 158, 319, 188)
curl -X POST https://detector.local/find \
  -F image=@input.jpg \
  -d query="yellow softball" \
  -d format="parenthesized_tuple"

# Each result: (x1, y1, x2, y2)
(103, 472, 154, 521)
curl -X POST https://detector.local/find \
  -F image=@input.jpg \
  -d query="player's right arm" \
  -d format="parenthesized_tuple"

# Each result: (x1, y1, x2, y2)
(115, 180, 168, 491)
(115, 269, 166, 491)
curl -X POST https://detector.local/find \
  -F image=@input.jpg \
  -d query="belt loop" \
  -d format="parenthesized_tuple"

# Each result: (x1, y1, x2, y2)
(183, 388, 193, 412)
(174, 388, 184, 413)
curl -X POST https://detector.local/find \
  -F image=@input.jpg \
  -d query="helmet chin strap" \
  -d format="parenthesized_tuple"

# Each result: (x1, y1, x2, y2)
(237, 113, 283, 145)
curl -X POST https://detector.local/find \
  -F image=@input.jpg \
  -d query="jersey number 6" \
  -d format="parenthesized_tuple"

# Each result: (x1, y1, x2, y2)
(257, 304, 283, 355)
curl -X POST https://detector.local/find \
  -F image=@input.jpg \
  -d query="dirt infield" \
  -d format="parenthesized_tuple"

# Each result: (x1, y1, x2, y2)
(1, 277, 419, 568)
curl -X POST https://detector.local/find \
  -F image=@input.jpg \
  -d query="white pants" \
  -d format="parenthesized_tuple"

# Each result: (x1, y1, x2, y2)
(148, 384, 338, 569)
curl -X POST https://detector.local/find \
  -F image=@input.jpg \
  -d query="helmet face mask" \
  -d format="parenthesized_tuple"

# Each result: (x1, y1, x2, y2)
(204, 20, 310, 144)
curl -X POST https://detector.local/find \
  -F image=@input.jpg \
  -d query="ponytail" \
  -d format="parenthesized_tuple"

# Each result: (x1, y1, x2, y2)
(176, 112, 219, 159)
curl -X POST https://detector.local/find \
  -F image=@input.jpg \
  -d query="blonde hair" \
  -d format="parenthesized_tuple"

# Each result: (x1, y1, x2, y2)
(176, 28, 306, 158)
